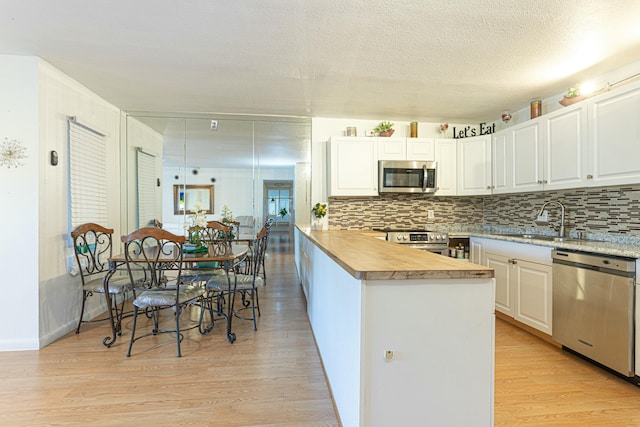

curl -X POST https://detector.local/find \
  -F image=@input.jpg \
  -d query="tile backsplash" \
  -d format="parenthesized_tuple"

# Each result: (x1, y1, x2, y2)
(328, 194, 483, 230)
(328, 184, 640, 239)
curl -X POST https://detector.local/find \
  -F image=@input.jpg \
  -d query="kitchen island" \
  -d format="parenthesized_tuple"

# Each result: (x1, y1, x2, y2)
(294, 227, 495, 427)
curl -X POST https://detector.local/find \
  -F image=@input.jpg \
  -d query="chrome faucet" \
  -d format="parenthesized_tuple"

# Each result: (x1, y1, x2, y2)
(536, 201, 566, 238)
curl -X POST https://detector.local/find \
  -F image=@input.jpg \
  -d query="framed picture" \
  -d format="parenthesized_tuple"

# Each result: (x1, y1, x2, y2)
(173, 184, 214, 215)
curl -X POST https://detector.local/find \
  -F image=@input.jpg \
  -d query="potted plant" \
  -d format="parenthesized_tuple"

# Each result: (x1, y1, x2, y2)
(374, 121, 394, 137)
(311, 202, 327, 230)
(559, 85, 588, 106)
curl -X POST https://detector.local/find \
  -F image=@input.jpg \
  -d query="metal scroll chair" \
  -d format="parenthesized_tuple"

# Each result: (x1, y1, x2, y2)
(260, 217, 275, 285)
(121, 227, 206, 357)
(181, 220, 235, 287)
(71, 223, 132, 334)
(206, 227, 268, 330)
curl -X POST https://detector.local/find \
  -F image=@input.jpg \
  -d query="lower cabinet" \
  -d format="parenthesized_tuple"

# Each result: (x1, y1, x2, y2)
(473, 237, 553, 335)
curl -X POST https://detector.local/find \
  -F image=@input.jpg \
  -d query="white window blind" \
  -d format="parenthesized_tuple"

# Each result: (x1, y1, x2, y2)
(69, 118, 108, 229)
(136, 148, 156, 228)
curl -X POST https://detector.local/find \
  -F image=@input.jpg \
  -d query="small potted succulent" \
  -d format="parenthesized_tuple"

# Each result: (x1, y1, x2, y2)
(374, 121, 394, 137)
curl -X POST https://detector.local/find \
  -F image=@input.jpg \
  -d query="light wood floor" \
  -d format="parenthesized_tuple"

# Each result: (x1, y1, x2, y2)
(1, 229, 639, 426)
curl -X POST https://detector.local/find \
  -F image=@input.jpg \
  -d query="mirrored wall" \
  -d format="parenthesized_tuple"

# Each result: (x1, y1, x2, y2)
(123, 113, 312, 237)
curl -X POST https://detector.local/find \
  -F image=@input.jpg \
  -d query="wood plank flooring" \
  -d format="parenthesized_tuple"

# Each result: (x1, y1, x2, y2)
(0, 228, 639, 426)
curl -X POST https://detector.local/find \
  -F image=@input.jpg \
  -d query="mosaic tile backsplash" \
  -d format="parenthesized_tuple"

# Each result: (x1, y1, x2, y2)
(328, 184, 640, 239)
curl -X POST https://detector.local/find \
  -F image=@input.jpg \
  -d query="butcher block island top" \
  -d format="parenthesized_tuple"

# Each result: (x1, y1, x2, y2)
(302, 228, 494, 281)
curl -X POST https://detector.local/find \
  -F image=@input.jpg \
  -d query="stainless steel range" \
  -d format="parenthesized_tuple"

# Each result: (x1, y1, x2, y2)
(380, 229, 449, 255)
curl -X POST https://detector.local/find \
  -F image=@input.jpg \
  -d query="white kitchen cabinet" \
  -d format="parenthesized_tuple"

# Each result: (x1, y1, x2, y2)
(485, 251, 513, 316)
(512, 258, 553, 335)
(511, 119, 544, 193)
(434, 138, 457, 195)
(587, 79, 640, 187)
(493, 103, 588, 194)
(470, 239, 483, 264)
(377, 137, 406, 160)
(327, 137, 378, 196)
(475, 237, 553, 335)
(457, 134, 492, 195)
(491, 129, 510, 194)
(378, 137, 435, 161)
(543, 102, 589, 191)
(636, 258, 640, 377)
(406, 138, 435, 160)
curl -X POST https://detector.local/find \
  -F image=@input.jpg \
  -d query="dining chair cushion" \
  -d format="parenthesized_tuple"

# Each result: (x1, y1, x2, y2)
(83, 275, 131, 294)
(133, 285, 204, 308)
(206, 273, 263, 292)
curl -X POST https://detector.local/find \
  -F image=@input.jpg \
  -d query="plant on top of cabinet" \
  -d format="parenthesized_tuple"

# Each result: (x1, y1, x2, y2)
(374, 121, 394, 137)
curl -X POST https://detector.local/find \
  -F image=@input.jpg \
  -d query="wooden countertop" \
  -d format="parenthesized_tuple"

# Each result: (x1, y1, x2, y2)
(300, 228, 494, 281)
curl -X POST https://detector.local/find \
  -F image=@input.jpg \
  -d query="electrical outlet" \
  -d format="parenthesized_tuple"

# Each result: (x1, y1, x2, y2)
(427, 210, 435, 219)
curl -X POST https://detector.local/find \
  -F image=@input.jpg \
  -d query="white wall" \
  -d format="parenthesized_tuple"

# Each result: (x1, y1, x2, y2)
(0, 55, 40, 350)
(0, 55, 123, 350)
(38, 60, 123, 347)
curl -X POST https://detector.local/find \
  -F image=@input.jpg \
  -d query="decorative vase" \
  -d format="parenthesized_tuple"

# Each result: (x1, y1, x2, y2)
(189, 229, 202, 247)
(378, 129, 395, 137)
(311, 217, 325, 230)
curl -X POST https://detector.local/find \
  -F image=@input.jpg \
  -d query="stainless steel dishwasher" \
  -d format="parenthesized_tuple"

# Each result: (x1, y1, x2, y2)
(552, 249, 636, 378)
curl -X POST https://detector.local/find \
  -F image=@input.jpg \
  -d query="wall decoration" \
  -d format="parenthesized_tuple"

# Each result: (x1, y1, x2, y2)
(452, 122, 496, 139)
(173, 184, 214, 215)
(0, 137, 27, 168)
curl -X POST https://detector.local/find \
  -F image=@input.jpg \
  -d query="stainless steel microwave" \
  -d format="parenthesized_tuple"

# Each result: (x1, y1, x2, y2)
(378, 160, 437, 194)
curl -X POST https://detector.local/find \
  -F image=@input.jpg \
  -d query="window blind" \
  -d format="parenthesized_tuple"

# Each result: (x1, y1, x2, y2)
(136, 148, 156, 228)
(68, 118, 108, 229)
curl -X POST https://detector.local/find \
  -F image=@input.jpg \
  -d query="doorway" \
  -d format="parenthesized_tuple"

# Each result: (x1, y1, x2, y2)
(264, 180, 293, 229)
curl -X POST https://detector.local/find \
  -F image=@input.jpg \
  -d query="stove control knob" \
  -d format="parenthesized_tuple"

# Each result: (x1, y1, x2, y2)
(403, 234, 408, 240)
(396, 235, 402, 241)
(436, 234, 442, 240)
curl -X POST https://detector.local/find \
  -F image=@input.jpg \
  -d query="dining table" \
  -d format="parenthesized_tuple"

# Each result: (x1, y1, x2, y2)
(101, 242, 250, 348)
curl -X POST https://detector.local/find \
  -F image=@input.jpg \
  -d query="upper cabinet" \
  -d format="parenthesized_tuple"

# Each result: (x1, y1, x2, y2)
(327, 137, 378, 197)
(457, 134, 492, 195)
(377, 137, 406, 160)
(510, 119, 544, 193)
(434, 138, 457, 195)
(378, 137, 435, 161)
(543, 103, 589, 190)
(406, 138, 435, 160)
(492, 102, 588, 193)
(587, 80, 640, 187)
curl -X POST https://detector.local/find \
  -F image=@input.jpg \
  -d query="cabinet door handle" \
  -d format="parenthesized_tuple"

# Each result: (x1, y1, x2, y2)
(587, 174, 593, 179)
(537, 180, 543, 184)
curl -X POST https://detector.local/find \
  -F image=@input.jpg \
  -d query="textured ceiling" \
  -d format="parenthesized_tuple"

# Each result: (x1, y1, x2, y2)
(2, 1, 640, 165)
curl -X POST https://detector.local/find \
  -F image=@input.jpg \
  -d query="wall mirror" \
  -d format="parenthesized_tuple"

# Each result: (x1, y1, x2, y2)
(123, 113, 312, 236)
(173, 184, 214, 215)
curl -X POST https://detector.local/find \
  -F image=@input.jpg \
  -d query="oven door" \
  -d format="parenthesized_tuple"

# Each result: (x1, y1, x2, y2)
(404, 244, 448, 256)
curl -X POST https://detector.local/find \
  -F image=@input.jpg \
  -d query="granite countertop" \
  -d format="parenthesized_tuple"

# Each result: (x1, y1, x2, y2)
(300, 228, 494, 281)
(466, 232, 640, 259)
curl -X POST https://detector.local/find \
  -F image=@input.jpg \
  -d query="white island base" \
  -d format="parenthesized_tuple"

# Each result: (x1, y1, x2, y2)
(296, 228, 495, 427)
